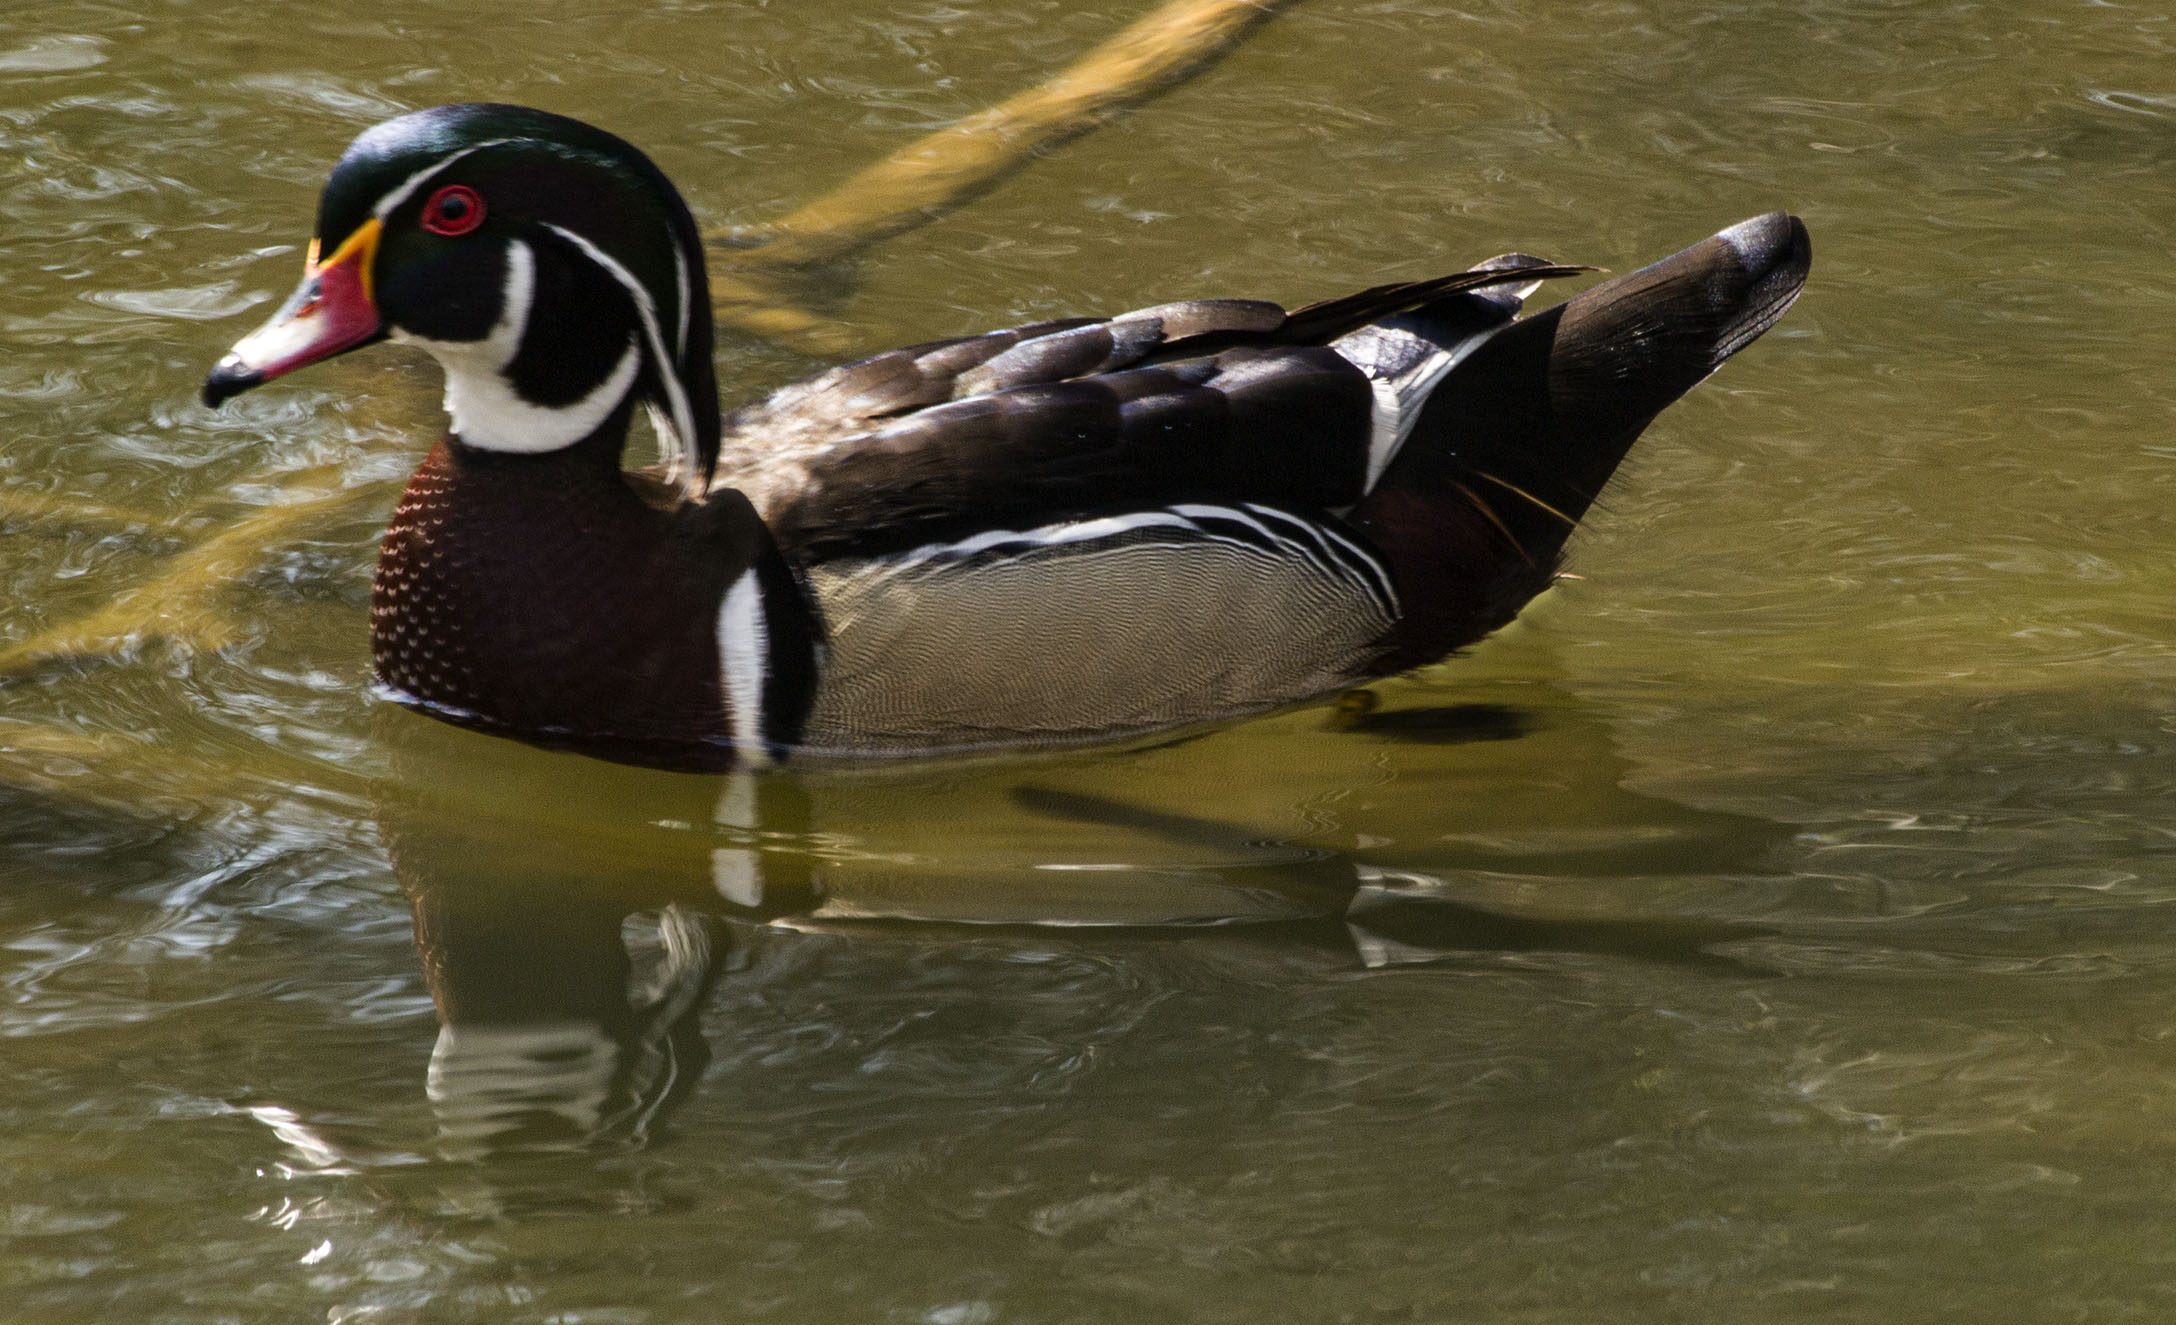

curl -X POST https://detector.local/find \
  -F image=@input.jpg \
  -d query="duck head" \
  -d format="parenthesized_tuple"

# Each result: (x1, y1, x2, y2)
(203, 103, 720, 497)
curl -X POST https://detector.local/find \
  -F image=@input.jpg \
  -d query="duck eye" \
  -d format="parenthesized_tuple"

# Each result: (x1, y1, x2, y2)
(420, 184, 486, 237)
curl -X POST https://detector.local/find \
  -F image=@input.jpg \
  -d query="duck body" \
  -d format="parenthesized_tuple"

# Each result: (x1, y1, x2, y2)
(206, 104, 1810, 773)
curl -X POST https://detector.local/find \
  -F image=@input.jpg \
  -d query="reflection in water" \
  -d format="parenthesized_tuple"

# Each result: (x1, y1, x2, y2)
(375, 676, 1790, 1160)
(409, 893, 725, 1162)
(380, 755, 748, 1162)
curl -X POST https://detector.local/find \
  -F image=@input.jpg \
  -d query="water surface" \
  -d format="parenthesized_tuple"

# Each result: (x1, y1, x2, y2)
(6, 0, 2176, 1319)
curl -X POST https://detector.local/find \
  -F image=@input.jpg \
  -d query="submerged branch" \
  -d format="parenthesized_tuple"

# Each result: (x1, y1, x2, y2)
(719, 0, 1293, 267)
(707, 0, 1298, 349)
(0, 486, 353, 672)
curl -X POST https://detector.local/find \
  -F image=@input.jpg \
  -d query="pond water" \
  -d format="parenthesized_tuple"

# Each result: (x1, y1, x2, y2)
(6, 0, 2176, 1319)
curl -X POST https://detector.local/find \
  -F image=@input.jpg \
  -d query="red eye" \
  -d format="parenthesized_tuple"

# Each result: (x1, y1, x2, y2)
(420, 184, 486, 237)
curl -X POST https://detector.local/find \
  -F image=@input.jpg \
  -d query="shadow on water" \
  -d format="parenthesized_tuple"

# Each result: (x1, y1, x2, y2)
(1008, 785, 1777, 977)
(372, 675, 1793, 1163)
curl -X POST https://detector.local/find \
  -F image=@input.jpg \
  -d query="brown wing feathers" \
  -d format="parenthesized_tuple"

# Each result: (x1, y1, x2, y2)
(719, 265, 1581, 454)
(766, 346, 1373, 560)
(740, 264, 1590, 561)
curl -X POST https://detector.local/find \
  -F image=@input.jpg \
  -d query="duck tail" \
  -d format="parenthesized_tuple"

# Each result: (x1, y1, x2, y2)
(1348, 211, 1812, 669)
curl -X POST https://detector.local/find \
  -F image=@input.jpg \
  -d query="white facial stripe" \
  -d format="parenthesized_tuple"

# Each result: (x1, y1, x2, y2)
(540, 221, 700, 494)
(392, 239, 641, 453)
(673, 245, 692, 359)
(371, 139, 518, 221)
(641, 402, 681, 476)
(717, 569, 772, 768)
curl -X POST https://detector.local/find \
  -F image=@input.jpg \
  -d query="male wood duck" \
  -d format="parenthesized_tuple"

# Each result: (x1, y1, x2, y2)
(203, 104, 1810, 773)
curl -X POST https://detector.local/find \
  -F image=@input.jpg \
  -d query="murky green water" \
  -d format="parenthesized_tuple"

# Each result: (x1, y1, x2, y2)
(6, 0, 2176, 1318)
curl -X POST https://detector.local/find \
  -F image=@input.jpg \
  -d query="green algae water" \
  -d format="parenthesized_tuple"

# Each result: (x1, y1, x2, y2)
(7, 0, 2176, 1319)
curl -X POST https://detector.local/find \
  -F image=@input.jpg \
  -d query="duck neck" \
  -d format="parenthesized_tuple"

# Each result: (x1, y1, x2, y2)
(403, 224, 722, 501)
(371, 402, 817, 771)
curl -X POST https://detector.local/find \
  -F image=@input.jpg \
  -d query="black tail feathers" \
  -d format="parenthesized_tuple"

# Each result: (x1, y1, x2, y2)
(1350, 212, 1810, 667)
(1380, 212, 1808, 563)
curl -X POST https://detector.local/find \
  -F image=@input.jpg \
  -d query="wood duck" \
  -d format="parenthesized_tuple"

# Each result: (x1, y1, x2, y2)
(203, 104, 1810, 773)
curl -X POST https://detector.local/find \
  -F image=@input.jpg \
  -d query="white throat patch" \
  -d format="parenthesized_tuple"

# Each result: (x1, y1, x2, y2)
(391, 238, 641, 455)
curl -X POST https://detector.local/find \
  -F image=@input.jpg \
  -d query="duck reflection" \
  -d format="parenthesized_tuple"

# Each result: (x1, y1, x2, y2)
(379, 755, 793, 1160)
(375, 667, 1790, 1160)
(404, 878, 726, 1161)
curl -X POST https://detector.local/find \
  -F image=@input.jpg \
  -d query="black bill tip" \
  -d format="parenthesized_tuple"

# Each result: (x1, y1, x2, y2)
(201, 358, 263, 409)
